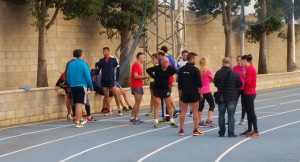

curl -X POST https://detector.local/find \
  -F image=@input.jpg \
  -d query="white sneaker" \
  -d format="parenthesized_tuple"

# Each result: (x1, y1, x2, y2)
(118, 110, 122, 116)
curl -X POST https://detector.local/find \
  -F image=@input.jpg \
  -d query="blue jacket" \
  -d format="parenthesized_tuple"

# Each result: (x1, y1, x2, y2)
(67, 58, 93, 89)
(98, 56, 120, 85)
(158, 54, 176, 69)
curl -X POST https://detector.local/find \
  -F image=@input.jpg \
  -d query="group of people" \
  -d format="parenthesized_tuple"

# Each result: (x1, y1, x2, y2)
(56, 45, 260, 138)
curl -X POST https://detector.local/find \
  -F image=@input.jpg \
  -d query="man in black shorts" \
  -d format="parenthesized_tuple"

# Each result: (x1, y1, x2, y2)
(98, 47, 122, 116)
(66, 49, 93, 128)
(146, 56, 178, 128)
(178, 52, 204, 136)
(91, 62, 113, 113)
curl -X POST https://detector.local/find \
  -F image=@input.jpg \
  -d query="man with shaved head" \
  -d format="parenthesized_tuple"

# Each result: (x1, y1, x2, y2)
(146, 56, 178, 128)
(214, 57, 242, 137)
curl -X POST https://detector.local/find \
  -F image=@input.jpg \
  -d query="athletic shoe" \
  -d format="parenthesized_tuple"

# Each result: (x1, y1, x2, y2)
(170, 122, 179, 128)
(80, 118, 87, 125)
(135, 118, 145, 124)
(205, 120, 215, 127)
(159, 117, 170, 124)
(193, 130, 204, 136)
(239, 119, 245, 125)
(173, 110, 179, 118)
(178, 130, 184, 136)
(228, 134, 238, 138)
(129, 118, 135, 123)
(67, 114, 73, 121)
(198, 121, 208, 128)
(72, 117, 77, 123)
(75, 123, 84, 128)
(154, 122, 159, 128)
(189, 112, 193, 117)
(240, 130, 252, 136)
(104, 111, 112, 116)
(123, 106, 130, 112)
(87, 117, 97, 123)
(118, 110, 122, 116)
(129, 105, 133, 110)
(247, 131, 260, 138)
(146, 111, 153, 116)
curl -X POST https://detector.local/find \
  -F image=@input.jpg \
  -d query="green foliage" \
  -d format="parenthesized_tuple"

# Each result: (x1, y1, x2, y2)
(246, 16, 283, 43)
(98, 0, 157, 39)
(24, 0, 103, 30)
(246, 0, 299, 43)
(188, 0, 251, 18)
(62, 0, 103, 20)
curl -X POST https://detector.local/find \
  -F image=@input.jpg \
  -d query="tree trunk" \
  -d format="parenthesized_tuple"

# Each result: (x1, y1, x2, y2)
(37, 0, 48, 87)
(118, 27, 131, 87)
(287, 24, 295, 72)
(221, 1, 232, 58)
(258, 0, 267, 74)
(258, 31, 267, 74)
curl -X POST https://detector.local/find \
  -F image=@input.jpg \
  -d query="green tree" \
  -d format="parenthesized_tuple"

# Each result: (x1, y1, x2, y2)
(11, 0, 103, 87)
(245, 0, 284, 74)
(188, 0, 250, 58)
(98, 0, 156, 86)
(277, 0, 300, 72)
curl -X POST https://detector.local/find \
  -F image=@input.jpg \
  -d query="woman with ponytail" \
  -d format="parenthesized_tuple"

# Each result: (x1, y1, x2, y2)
(240, 54, 260, 138)
(198, 57, 216, 127)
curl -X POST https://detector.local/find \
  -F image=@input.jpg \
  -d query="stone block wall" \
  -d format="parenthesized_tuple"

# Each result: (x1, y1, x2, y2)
(1, 1, 300, 91)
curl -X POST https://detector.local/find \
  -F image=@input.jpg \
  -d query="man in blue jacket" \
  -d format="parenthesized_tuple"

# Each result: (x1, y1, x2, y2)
(67, 49, 93, 128)
(98, 47, 122, 116)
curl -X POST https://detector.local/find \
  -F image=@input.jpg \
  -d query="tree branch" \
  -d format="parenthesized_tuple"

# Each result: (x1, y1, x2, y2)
(221, 1, 228, 27)
(46, 6, 59, 30)
(46, 0, 54, 10)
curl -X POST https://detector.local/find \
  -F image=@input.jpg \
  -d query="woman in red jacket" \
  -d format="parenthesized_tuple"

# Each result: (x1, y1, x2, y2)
(240, 54, 260, 138)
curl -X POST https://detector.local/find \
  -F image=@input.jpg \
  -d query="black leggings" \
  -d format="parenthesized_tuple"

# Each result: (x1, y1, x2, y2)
(244, 94, 258, 132)
(198, 92, 215, 112)
(237, 90, 246, 119)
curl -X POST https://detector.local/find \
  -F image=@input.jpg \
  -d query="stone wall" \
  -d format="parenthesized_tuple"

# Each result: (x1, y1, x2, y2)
(0, 1, 300, 90)
(0, 72, 299, 127)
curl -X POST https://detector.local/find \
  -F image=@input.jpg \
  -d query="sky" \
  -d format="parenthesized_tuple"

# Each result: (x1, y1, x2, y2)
(183, 0, 256, 15)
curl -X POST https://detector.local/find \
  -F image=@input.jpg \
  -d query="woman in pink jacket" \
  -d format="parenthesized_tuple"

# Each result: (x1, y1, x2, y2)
(233, 56, 246, 125)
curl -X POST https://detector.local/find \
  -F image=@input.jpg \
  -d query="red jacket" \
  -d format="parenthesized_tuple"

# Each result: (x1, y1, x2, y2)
(244, 64, 257, 94)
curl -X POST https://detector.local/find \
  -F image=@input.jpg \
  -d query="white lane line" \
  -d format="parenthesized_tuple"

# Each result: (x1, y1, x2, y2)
(257, 87, 300, 96)
(136, 108, 300, 162)
(255, 93, 300, 103)
(1, 98, 299, 159)
(0, 124, 129, 158)
(0, 89, 298, 142)
(0, 114, 137, 142)
(215, 120, 300, 162)
(0, 87, 297, 132)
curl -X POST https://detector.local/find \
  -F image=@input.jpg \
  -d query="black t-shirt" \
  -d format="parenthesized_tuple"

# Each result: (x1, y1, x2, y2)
(146, 65, 176, 90)
(178, 63, 202, 95)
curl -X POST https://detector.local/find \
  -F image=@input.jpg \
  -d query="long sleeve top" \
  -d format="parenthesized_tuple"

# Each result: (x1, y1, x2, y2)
(244, 64, 257, 94)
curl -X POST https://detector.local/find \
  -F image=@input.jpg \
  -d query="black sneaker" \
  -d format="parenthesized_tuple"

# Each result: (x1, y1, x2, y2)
(173, 110, 179, 118)
(159, 117, 170, 124)
(170, 122, 179, 128)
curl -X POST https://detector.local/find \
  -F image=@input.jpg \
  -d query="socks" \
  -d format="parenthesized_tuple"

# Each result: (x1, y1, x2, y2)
(155, 119, 158, 123)
(170, 118, 174, 123)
